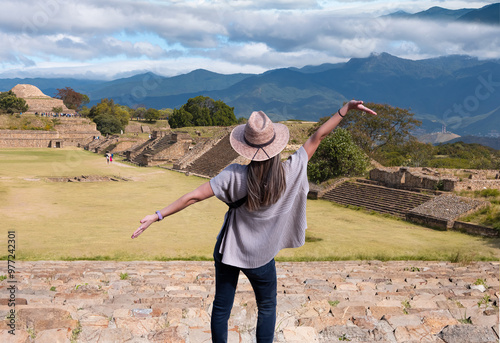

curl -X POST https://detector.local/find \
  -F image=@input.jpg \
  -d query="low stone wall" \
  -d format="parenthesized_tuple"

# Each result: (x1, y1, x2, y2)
(370, 167, 500, 192)
(0, 119, 100, 148)
(0, 130, 58, 148)
(405, 212, 451, 230)
(452, 221, 499, 237)
(454, 180, 500, 192)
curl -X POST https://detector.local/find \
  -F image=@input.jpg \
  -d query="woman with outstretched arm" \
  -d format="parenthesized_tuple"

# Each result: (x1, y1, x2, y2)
(131, 100, 377, 343)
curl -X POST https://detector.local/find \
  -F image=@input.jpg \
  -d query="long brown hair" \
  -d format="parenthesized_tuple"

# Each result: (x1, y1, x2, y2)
(246, 154, 286, 211)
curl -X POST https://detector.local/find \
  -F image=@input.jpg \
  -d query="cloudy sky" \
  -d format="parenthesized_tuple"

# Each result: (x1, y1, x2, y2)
(1, 0, 499, 80)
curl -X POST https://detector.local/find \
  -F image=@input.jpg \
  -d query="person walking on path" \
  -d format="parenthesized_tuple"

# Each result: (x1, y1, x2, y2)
(132, 100, 377, 343)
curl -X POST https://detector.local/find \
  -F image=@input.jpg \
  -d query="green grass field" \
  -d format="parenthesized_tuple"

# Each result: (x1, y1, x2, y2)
(1, 148, 499, 261)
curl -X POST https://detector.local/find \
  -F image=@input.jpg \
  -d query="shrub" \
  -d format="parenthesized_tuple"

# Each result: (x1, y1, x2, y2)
(307, 128, 369, 183)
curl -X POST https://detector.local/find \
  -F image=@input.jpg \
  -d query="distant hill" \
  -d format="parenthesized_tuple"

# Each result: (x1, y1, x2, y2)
(457, 3, 500, 25)
(384, 3, 500, 25)
(384, 6, 474, 20)
(445, 136, 500, 150)
(1, 53, 500, 136)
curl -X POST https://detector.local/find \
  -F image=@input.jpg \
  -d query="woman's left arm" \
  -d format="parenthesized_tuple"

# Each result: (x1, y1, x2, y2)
(131, 181, 214, 239)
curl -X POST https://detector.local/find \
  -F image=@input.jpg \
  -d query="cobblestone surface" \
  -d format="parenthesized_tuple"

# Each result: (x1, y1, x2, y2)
(0, 261, 499, 342)
(409, 194, 486, 220)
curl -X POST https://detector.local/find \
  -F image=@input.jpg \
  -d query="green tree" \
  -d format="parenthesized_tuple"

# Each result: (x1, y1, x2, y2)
(88, 99, 130, 134)
(168, 96, 237, 128)
(133, 107, 146, 120)
(55, 87, 89, 110)
(311, 103, 421, 160)
(339, 103, 421, 157)
(307, 128, 369, 183)
(159, 108, 173, 120)
(0, 91, 29, 114)
(145, 108, 161, 122)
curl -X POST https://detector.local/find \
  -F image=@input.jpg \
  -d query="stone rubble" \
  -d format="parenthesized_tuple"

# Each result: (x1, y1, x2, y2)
(0, 260, 498, 342)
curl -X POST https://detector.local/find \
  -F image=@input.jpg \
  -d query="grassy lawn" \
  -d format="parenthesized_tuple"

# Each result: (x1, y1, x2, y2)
(1, 148, 499, 261)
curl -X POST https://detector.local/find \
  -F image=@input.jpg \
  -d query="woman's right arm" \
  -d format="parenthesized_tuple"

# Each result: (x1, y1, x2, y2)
(131, 181, 214, 239)
(302, 100, 377, 160)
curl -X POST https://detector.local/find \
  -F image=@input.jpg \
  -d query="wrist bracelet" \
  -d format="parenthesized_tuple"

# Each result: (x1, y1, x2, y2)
(155, 210, 163, 221)
(337, 109, 345, 118)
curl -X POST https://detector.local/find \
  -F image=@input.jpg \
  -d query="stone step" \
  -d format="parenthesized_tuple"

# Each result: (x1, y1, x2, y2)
(0, 261, 498, 342)
(322, 182, 433, 217)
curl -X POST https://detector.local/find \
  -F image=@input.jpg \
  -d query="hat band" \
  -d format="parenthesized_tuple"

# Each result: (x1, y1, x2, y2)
(244, 133, 276, 160)
(243, 132, 276, 148)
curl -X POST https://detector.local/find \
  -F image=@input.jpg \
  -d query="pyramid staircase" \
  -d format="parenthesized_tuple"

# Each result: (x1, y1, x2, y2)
(85, 136, 119, 153)
(183, 134, 240, 177)
(130, 135, 176, 166)
(322, 181, 433, 218)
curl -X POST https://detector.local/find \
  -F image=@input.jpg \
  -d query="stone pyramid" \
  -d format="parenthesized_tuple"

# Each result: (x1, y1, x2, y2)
(10, 84, 74, 113)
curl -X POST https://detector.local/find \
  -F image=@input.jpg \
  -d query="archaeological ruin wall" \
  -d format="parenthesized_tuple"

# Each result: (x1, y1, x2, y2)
(0, 118, 100, 148)
(369, 167, 500, 192)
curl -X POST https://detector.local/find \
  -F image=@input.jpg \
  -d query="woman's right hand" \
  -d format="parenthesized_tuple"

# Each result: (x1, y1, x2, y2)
(131, 214, 158, 239)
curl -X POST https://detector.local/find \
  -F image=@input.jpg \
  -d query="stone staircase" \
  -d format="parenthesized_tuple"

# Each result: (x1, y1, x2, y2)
(130, 135, 176, 166)
(0, 261, 498, 342)
(85, 136, 119, 154)
(183, 133, 240, 177)
(322, 181, 433, 218)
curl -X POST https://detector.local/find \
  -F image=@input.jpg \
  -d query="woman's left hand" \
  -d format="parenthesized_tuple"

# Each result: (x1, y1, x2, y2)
(347, 100, 377, 116)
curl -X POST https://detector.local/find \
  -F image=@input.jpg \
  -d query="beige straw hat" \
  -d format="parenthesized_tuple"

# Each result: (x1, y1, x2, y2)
(230, 111, 289, 161)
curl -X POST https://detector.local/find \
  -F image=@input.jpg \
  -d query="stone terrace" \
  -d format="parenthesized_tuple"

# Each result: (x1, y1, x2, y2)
(0, 261, 498, 342)
(183, 134, 241, 178)
(322, 181, 433, 218)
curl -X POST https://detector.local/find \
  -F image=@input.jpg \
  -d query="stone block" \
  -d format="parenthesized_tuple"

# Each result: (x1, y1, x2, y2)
(16, 308, 78, 331)
(411, 294, 447, 309)
(319, 325, 371, 342)
(115, 316, 168, 337)
(335, 283, 358, 291)
(352, 315, 378, 331)
(370, 319, 398, 342)
(0, 329, 30, 343)
(369, 306, 403, 320)
(80, 314, 110, 328)
(385, 314, 422, 328)
(283, 326, 318, 342)
(297, 315, 343, 331)
(421, 310, 459, 334)
(34, 327, 72, 343)
(438, 324, 498, 343)
(148, 326, 187, 343)
(330, 306, 367, 324)
(98, 328, 134, 342)
(394, 325, 439, 342)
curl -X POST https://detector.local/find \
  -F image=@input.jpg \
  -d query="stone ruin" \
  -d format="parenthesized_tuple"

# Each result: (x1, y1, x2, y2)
(10, 84, 74, 114)
(369, 167, 500, 192)
(0, 117, 100, 148)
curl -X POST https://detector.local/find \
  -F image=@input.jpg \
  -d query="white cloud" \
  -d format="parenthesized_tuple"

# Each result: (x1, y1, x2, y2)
(0, 0, 498, 79)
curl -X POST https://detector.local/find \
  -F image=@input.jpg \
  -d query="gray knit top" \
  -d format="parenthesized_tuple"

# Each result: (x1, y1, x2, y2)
(209, 146, 309, 268)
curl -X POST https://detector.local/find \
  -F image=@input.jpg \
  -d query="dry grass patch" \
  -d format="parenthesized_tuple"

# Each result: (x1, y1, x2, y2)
(1, 148, 499, 261)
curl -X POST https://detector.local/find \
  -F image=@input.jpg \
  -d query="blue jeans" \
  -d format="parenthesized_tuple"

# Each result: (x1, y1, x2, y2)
(211, 256, 277, 343)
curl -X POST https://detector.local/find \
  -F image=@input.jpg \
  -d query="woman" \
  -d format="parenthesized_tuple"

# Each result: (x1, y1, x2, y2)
(132, 100, 377, 343)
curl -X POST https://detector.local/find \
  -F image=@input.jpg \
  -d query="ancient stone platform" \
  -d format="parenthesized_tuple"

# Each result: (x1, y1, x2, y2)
(0, 261, 499, 342)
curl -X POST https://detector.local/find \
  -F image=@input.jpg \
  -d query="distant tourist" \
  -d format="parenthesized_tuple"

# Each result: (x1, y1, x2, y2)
(132, 100, 377, 343)
(105, 153, 110, 164)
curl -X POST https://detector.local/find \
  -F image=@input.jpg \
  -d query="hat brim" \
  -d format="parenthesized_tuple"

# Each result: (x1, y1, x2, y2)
(230, 123, 289, 161)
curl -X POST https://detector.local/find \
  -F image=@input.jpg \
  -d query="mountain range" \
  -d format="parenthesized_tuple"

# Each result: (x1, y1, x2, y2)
(2, 52, 499, 137)
(384, 2, 500, 25)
